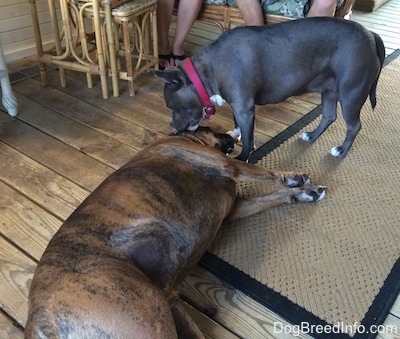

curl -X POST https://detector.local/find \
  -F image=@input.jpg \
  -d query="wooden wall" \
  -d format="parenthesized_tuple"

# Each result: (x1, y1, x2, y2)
(0, 0, 58, 63)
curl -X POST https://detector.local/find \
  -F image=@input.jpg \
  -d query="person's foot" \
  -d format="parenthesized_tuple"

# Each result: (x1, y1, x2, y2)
(158, 53, 173, 70)
(171, 43, 187, 67)
(172, 54, 186, 66)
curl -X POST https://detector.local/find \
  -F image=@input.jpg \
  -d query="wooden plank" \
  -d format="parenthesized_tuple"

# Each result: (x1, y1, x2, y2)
(353, 15, 400, 30)
(376, 314, 400, 338)
(35, 71, 173, 138)
(354, 0, 390, 12)
(390, 294, 400, 318)
(0, 112, 113, 192)
(0, 311, 24, 339)
(0, 141, 88, 220)
(353, 10, 400, 28)
(0, 180, 60, 261)
(350, 14, 400, 54)
(0, 236, 35, 327)
(13, 80, 161, 153)
(191, 19, 223, 35)
(256, 93, 320, 128)
(180, 266, 313, 339)
(259, 105, 307, 125)
(353, 22, 400, 43)
(8, 93, 137, 169)
(190, 23, 221, 41)
(181, 301, 240, 339)
(0, 23, 54, 45)
(0, 12, 52, 33)
(0, 3, 35, 20)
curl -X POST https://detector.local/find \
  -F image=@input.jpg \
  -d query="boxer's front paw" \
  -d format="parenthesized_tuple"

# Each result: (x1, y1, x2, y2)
(292, 185, 327, 203)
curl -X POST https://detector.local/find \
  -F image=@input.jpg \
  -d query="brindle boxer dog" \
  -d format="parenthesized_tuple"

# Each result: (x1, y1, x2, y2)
(25, 126, 326, 339)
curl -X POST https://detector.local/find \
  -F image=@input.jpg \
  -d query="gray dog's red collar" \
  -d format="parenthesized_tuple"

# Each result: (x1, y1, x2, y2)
(183, 58, 215, 120)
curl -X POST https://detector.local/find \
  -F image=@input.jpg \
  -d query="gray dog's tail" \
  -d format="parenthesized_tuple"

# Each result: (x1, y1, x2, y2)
(369, 33, 385, 109)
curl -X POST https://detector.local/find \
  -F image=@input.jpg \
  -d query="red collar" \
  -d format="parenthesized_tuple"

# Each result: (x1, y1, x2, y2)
(182, 58, 215, 120)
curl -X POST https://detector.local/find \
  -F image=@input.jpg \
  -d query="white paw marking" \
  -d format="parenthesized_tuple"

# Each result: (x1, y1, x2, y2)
(187, 124, 199, 131)
(317, 189, 327, 201)
(300, 132, 311, 142)
(227, 127, 241, 142)
(330, 147, 341, 157)
(210, 94, 226, 106)
(299, 187, 326, 202)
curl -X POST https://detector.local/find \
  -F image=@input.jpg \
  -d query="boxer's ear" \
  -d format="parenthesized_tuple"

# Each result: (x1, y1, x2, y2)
(152, 68, 187, 85)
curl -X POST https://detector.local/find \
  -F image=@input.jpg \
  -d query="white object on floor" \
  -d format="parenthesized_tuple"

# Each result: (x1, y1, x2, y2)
(0, 41, 18, 117)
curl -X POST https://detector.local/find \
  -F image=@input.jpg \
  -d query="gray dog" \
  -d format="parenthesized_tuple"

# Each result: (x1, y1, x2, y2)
(154, 17, 385, 161)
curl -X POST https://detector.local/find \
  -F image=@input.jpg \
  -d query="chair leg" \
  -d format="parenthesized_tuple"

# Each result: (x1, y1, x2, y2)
(91, 0, 109, 99)
(110, 1, 159, 96)
(49, 0, 66, 87)
(30, 0, 67, 87)
(122, 20, 135, 96)
(151, 10, 159, 70)
(104, 1, 120, 97)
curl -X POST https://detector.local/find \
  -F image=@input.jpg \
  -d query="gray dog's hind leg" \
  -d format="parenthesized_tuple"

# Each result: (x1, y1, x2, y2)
(330, 102, 362, 157)
(301, 89, 338, 147)
(329, 82, 371, 157)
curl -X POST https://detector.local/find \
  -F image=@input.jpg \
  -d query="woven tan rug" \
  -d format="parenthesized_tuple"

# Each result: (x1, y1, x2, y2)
(202, 51, 400, 338)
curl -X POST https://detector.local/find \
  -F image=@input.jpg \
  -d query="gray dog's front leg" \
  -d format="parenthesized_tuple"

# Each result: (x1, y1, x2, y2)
(233, 109, 255, 161)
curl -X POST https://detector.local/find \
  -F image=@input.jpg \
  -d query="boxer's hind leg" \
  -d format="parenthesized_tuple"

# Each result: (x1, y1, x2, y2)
(226, 185, 327, 222)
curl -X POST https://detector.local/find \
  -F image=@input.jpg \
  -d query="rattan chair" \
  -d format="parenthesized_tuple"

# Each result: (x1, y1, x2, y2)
(30, 0, 158, 98)
(81, 0, 158, 96)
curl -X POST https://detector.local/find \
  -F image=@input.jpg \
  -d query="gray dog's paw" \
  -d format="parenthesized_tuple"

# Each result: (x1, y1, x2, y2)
(330, 146, 349, 158)
(300, 132, 314, 143)
(293, 185, 327, 202)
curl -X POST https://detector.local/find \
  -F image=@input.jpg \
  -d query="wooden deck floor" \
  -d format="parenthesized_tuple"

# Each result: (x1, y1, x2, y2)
(1, 1, 400, 338)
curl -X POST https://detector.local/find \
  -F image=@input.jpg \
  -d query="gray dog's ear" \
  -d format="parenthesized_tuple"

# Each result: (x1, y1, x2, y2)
(152, 68, 188, 86)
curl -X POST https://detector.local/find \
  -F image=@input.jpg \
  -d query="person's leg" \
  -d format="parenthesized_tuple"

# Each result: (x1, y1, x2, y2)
(171, 0, 202, 62)
(306, 0, 336, 17)
(157, 0, 175, 68)
(236, 0, 264, 25)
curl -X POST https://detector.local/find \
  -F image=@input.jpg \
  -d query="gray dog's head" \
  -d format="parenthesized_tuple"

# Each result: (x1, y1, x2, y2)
(154, 68, 204, 133)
